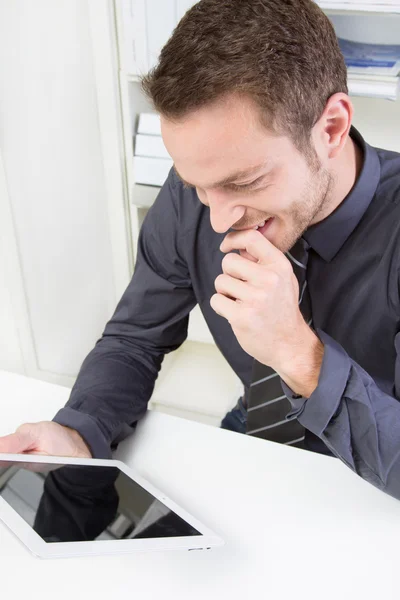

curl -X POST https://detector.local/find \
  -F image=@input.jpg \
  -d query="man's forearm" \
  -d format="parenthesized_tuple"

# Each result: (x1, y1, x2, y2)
(53, 338, 162, 457)
(276, 328, 325, 398)
(280, 330, 400, 501)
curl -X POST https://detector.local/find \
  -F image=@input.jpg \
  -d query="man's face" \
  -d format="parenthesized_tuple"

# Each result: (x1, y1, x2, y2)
(161, 94, 333, 253)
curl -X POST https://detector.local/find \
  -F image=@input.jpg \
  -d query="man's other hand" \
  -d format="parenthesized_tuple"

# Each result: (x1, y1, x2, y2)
(0, 421, 92, 458)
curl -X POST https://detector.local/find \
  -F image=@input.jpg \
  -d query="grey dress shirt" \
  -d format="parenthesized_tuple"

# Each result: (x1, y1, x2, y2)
(54, 127, 400, 499)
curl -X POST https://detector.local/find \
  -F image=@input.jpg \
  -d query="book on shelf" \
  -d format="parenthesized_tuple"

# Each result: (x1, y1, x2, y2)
(338, 38, 400, 76)
(134, 113, 172, 186)
(137, 112, 162, 136)
(322, 0, 400, 5)
(133, 156, 173, 187)
(349, 71, 399, 82)
(349, 76, 399, 100)
(119, 0, 148, 75)
(135, 134, 171, 159)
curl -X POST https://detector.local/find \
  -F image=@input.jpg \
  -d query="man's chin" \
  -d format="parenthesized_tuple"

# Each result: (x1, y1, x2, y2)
(267, 228, 307, 254)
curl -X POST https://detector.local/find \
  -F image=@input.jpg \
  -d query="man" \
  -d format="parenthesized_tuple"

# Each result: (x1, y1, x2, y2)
(1, 0, 400, 498)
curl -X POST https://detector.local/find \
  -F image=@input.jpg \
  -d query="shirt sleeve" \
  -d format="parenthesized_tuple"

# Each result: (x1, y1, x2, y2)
(282, 328, 400, 500)
(53, 171, 197, 458)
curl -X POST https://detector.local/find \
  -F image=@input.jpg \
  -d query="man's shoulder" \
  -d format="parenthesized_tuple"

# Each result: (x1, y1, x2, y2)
(371, 146, 400, 216)
(144, 168, 209, 243)
(163, 167, 207, 224)
(375, 146, 400, 192)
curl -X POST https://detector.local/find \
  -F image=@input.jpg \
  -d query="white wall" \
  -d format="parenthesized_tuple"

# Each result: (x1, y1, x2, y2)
(0, 0, 120, 382)
(352, 96, 400, 152)
(0, 0, 399, 387)
(0, 252, 24, 374)
(0, 150, 25, 373)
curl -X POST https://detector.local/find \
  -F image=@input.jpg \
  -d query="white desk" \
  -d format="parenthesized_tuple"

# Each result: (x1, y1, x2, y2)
(0, 369, 399, 599)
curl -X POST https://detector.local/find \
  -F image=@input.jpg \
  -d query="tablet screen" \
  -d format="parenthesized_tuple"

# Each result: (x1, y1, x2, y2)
(0, 461, 201, 543)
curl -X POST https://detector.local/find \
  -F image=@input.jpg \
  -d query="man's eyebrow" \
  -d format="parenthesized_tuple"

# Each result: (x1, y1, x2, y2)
(174, 161, 270, 189)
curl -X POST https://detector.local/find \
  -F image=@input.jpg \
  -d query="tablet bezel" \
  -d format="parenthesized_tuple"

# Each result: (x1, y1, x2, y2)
(0, 453, 224, 559)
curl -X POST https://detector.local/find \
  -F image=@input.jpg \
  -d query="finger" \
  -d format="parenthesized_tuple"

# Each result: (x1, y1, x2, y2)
(215, 273, 253, 302)
(239, 249, 258, 263)
(220, 229, 282, 265)
(0, 430, 36, 454)
(210, 292, 240, 322)
(222, 252, 261, 282)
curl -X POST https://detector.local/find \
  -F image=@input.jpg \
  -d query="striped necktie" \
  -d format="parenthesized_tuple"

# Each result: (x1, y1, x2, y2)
(245, 237, 312, 448)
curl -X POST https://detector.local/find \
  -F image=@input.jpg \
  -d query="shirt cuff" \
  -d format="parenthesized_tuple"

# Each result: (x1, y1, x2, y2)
(52, 407, 112, 459)
(282, 329, 352, 436)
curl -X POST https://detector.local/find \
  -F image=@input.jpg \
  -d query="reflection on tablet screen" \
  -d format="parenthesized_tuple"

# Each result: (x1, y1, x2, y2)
(0, 463, 201, 543)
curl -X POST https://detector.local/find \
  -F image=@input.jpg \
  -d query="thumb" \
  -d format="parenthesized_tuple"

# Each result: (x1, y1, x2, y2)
(0, 429, 36, 454)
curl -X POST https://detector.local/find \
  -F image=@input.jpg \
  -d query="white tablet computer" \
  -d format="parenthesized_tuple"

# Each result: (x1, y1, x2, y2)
(0, 453, 224, 559)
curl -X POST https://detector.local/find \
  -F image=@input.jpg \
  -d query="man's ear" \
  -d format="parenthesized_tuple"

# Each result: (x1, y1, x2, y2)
(312, 93, 353, 160)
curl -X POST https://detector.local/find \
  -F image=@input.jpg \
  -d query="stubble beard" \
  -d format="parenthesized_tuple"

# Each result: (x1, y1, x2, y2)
(230, 165, 335, 253)
(277, 167, 335, 253)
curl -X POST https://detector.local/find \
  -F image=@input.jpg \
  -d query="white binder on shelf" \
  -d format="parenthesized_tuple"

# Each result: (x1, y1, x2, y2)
(119, 0, 148, 75)
(134, 156, 173, 187)
(135, 134, 171, 159)
(319, 1, 400, 11)
(348, 74, 399, 99)
(146, 0, 177, 69)
(137, 112, 162, 136)
(118, 0, 198, 76)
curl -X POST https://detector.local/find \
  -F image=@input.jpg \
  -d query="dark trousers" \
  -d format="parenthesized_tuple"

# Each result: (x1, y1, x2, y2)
(220, 397, 247, 434)
(220, 396, 334, 456)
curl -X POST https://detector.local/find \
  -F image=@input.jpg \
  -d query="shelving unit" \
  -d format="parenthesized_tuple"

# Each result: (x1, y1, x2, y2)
(326, 8, 400, 100)
(112, 0, 400, 425)
(318, 2, 400, 13)
(113, 0, 243, 424)
(117, 1, 400, 210)
(348, 76, 400, 100)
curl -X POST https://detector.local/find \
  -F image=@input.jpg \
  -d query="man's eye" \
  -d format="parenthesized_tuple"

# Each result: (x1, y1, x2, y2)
(228, 177, 264, 192)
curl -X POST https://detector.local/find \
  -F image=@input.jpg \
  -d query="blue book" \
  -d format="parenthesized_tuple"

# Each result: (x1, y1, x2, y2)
(338, 38, 400, 76)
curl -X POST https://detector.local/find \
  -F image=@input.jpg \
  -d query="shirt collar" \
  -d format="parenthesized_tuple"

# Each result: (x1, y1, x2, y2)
(303, 126, 381, 263)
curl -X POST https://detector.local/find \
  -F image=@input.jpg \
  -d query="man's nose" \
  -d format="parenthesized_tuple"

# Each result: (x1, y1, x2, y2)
(207, 192, 245, 234)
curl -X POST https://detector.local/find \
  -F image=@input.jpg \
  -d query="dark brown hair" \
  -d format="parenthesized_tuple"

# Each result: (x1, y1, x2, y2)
(141, 0, 348, 158)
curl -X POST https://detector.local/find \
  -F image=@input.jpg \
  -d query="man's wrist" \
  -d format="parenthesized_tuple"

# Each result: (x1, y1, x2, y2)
(63, 426, 92, 458)
(274, 328, 324, 398)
